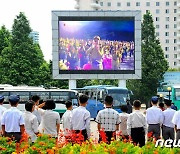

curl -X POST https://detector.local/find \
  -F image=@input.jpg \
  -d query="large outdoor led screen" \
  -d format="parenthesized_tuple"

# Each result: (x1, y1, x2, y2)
(59, 17, 135, 74)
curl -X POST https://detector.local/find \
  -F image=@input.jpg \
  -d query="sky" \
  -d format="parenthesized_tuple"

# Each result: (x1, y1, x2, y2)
(0, 0, 76, 61)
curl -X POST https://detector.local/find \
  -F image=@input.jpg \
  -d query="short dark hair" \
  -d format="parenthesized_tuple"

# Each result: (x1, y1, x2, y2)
(79, 94, 88, 104)
(105, 95, 113, 105)
(164, 101, 171, 107)
(45, 99, 56, 110)
(121, 105, 128, 112)
(31, 95, 40, 102)
(65, 101, 72, 109)
(25, 101, 35, 112)
(159, 102, 164, 108)
(133, 100, 141, 108)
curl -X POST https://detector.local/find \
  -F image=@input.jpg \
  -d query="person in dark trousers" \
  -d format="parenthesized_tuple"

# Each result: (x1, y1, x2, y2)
(1, 95, 25, 142)
(127, 100, 132, 114)
(127, 100, 147, 147)
(146, 96, 163, 140)
(96, 95, 120, 144)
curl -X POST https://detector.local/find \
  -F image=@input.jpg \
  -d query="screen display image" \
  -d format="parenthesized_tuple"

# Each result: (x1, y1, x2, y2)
(59, 20, 135, 72)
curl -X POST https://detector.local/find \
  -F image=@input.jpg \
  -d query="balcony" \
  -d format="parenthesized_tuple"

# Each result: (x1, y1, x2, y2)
(90, 3, 101, 9)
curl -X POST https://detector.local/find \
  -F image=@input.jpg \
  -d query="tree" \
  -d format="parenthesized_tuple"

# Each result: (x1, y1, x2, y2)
(0, 12, 45, 86)
(0, 25, 11, 55)
(127, 12, 168, 104)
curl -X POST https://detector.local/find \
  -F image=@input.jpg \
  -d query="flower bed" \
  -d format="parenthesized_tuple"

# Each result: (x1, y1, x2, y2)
(0, 134, 180, 154)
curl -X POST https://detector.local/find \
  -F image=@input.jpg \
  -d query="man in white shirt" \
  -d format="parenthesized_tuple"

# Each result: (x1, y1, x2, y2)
(1, 95, 25, 142)
(119, 105, 129, 139)
(24, 101, 39, 142)
(62, 101, 72, 139)
(127, 100, 147, 147)
(172, 105, 180, 140)
(0, 96, 6, 135)
(96, 95, 120, 144)
(72, 94, 90, 142)
(146, 96, 163, 139)
(163, 99, 176, 140)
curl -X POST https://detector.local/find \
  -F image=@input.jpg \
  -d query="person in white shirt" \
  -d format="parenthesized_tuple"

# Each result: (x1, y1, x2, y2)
(72, 94, 90, 142)
(24, 101, 39, 142)
(162, 99, 176, 140)
(119, 105, 129, 139)
(31, 95, 41, 125)
(41, 100, 60, 137)
(62, 101, 72, 140)
(172, 106, 180, 140)
(96, 95, 120, 144)
(1, 95, 25, 142)
(146, 96, 163, 139)
(127, 100, 147, 147)
(0, 96, 6, 135)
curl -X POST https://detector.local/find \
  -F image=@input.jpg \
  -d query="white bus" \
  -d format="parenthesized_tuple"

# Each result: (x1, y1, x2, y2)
(0, 85, 78, 116)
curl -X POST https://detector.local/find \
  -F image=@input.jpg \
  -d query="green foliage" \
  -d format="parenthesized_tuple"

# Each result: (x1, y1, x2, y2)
(0, 25, 11, 54)
(168, 68, 180, 72)
(0, 12, 48, 86)
(127, 12, 168, 104)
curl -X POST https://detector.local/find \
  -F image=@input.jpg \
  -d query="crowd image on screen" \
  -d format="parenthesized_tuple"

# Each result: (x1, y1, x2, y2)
(59, 36, 134, 71)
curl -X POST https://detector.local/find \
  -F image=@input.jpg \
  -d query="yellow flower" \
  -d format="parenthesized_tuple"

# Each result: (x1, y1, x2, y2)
(122, 148, 128, 153)
(12, 152, 17, 154)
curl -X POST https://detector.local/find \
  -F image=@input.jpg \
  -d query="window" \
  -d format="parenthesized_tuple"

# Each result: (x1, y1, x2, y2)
(165, 47, 169, 51)
(156, 25, 160, 29)
(117, 2, 121, 6)
(156, 9, 160, 14)
(174, 47, 177, 51)
(136, 2, 140, 6)
(146, 2, 150, 6)
(165, 54, 169, 58)
(165, 9, 169, 14)
(156, 2, 160, 6)
(95, 1, 98, 4)
(100, 2, 103, 6)
(156, 17, 160, 21)
(156, 32, 159, 36)
(174, 32, 177, 36)
(174, 54, 178, 58)
(107, 2, 111, 6)
(174, 9, 177, 13)
(146, 10, 149, 13)
(165, 25, 169, 29)
(174, 62, 177, 66)
(174, 17, 177, 21)
(174, 39, 177, 43)
(166, 17, 169, 21)
(166, 2, 169, 6)
(165, 39, 169, 43)
(174, 1, 177, 6)
(165, 32, 169, 36)
(174, 24, 177, 28)
(127, 2, 131, 6)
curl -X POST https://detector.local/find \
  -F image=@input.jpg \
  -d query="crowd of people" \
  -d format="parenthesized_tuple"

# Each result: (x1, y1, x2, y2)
(59, 36, 134, 70)
(0, 94, 179, 147)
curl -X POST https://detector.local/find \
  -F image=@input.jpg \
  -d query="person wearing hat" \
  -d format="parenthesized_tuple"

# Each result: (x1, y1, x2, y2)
(146, 96, 163, 139)
(162, 99, 176, 140)
(0, 95, 6, 135)
(1, 95, 25, 142)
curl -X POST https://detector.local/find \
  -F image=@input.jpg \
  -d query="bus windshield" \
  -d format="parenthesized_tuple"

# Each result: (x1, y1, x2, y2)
(175, 88, 180, 101)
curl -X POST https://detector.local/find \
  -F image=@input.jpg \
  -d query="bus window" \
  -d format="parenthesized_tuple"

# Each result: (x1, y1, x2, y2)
(175, 88, 180, 101)
(50, 91, 69, 103)
(0, 91, 9, 103)
(30, 91, 49, 100)
(10, 91, 29, 103)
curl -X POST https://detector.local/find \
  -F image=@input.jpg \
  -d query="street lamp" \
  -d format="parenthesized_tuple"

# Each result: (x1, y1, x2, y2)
(167, 87, 171, 100)
(159, 94, 163, 103)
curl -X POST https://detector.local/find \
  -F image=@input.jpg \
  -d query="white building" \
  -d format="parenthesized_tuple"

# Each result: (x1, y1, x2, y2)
(29, 31, 39, 43)
(75, 0, 180, 69)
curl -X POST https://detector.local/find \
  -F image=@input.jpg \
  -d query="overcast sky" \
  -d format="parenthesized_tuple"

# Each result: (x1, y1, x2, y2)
(0, 0, 76, 61)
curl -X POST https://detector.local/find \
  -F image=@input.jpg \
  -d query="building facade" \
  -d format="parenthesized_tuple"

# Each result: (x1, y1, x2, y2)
(75, 0, 180, 69)
(29, 31, 39, 43)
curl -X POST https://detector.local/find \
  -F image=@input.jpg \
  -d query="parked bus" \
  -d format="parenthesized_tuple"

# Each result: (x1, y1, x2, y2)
(0, 85, 78, 116)
(157, 85, 180, 110)
(74, 85, 133, 118)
